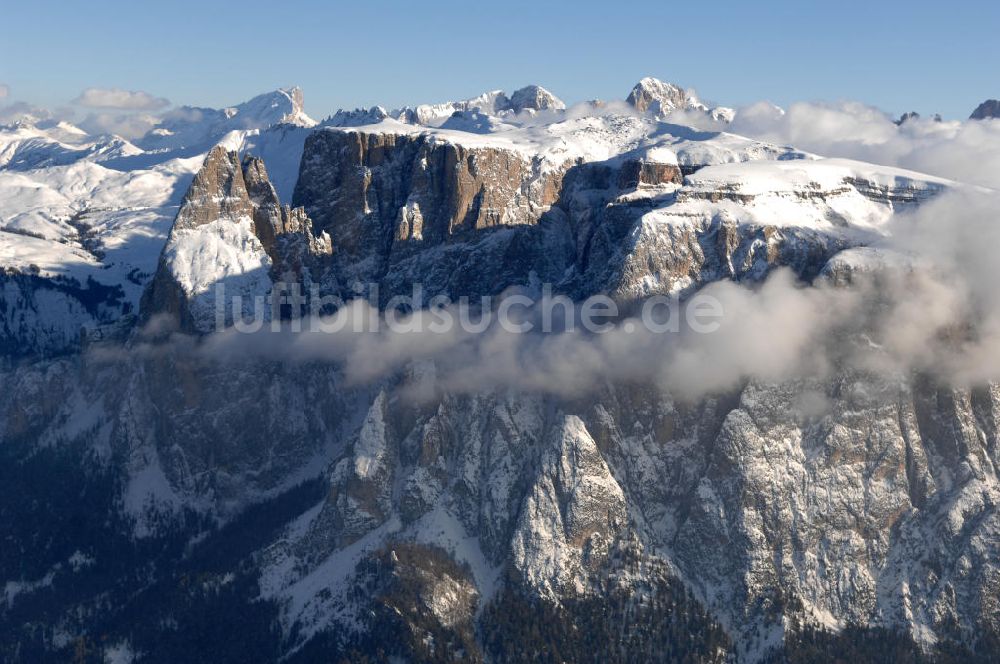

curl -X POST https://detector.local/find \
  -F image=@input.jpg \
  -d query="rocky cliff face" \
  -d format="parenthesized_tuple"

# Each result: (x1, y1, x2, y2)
(292, 128, 576, 298)
(290, 124, 935, 307)
(294, 130, 556, 258)
(256, 372, 999, 659)
(3, 351, 997, 661)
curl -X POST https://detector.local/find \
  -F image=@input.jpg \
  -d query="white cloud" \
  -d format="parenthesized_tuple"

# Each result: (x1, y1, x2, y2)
(661, 98, 1000, 189)
(72, 87, 170, 111)
(0, 84, 8, 99)
(77, 112, 162, 139)
(718, 100, 1000, 189)
(0, 101, 52, 124)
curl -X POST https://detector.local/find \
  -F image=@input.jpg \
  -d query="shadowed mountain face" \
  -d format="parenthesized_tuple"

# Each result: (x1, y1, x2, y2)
(1, 81, 999, 663)
(970, 99, 1000, 120)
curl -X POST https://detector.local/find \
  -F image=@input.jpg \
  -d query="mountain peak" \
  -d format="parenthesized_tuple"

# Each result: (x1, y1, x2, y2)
(390, 86, 565, 126)
(627, 77, 687, 112)
(324, 106, 390, 128)
(228, 86, 315, 129)
(626, 76, 710, 116)
(971, 99, 1000, 120)
(507, 85, 565, 113)
(136, 87, 315, 152)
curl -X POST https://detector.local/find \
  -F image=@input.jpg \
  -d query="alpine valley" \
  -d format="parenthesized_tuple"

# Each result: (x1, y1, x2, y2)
(1, 78, 999, 664)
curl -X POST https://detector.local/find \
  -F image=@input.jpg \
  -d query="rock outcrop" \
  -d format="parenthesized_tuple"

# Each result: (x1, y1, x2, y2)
(142, 146, 330, 332)
(627, 76, 734, 124)
(627, 76, 695, 114)
(616, 157, 683, 188)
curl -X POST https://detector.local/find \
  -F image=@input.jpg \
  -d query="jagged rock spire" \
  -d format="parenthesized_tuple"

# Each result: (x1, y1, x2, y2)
(171, 146, 254, 233)
(142, 146, 330, 332)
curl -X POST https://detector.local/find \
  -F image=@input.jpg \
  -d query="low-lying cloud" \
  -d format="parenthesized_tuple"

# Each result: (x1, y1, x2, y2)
(0, 101, 52, 124)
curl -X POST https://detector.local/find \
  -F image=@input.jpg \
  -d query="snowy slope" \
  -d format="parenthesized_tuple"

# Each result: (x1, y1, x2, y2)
(0, 157, 200, 285)
(0, 120, 142, 170)
(322, 112, 810, 178)
(655, 157, 951, 233)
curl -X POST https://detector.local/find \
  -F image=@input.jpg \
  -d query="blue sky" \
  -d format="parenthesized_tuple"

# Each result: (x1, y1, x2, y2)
(1, 0, 997, 120)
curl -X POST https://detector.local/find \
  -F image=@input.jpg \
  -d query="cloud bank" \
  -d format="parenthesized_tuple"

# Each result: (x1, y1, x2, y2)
(77, 112, 162, 140)
(673, 99, 1000, 189)
(72, 87, 170, 111)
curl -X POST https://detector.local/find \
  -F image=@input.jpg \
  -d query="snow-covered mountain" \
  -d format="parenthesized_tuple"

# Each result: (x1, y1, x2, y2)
(0, 88, 318, 355)
(627, 76, 735, 122)
(0, 119, 142, 170)
(324, 84, 566, 129)
(138, 87, 315, 154)
(1, 80, 999, 663)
